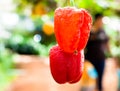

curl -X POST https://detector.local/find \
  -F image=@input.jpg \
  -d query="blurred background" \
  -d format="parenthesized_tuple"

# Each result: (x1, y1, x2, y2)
(0, 0, 120, 91)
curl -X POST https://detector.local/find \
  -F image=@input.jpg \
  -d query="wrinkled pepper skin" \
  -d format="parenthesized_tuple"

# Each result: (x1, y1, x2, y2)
(77, 9, 92, 51)
(50, 45, 84, 84)
(54, 7, 84, 53)
(54, 7, 92, 53)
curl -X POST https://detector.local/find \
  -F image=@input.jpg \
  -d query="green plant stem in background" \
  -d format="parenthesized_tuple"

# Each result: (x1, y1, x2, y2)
(70, 0, 75, 6)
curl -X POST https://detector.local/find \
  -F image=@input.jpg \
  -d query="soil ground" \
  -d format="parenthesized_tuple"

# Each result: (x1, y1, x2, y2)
(6, 55, 119, 91)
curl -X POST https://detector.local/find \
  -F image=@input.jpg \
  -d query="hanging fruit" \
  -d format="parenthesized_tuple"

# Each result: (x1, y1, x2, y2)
(54, 7, 92, 53)
(49, 0, 92, 84)
(32, 3, 46, 16)
(50, 45, 84, 84)
(42, 22, 54, 36)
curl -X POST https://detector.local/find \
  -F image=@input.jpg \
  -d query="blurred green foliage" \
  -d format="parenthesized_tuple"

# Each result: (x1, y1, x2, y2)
(4, 34, 54, 56)
(0, 43, 17, 91)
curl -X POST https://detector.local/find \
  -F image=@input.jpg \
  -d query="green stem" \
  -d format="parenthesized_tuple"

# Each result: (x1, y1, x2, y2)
(70, 0, 75, 6)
